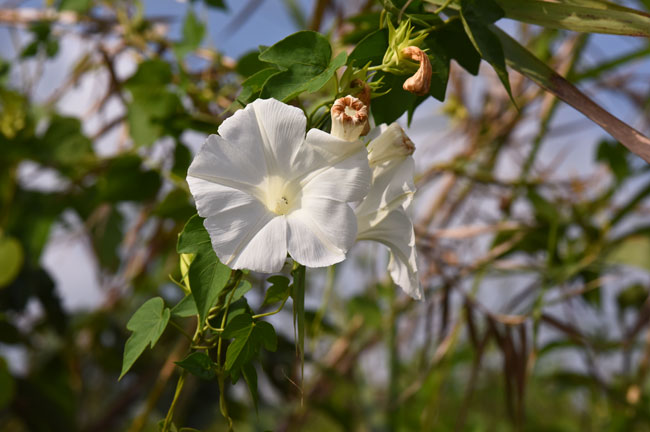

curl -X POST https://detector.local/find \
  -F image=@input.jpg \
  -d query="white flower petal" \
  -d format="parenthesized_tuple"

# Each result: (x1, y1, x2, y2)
(357, 208, 421, 300)
(204, 205, 287, 274)
(187, 176, 258, 218)
(355, 157, 416, 222)
(188, 134, 267, 193)
(298, 129, 371, 202)
(219, 98, 306, 176)
(287, 197, 357, 267)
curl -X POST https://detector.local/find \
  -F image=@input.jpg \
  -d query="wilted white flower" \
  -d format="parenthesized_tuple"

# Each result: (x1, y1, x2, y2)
(330, 95, 369, 142)
(355, 123, 422, 299)
(187, 98, 371, 273)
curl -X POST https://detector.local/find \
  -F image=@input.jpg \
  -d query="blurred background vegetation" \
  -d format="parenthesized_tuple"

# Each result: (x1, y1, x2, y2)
(2, 0, 650, 431)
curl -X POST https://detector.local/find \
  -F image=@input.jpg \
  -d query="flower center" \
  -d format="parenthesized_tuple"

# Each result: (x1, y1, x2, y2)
(259, 175, 299, 215)
(344, 105, 358, 117)
(273, 196, 290, 215)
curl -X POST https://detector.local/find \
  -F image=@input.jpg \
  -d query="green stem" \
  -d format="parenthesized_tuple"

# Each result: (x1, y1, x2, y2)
(161, 370, 187, 432)
(252, 296, 290, 319)
(292, 263, 306, 393)
(434, 0, 454, 14)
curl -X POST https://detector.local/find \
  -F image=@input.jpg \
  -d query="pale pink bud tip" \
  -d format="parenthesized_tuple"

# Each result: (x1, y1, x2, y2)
(330, 95, 369, 142)
(401, 46, 432, 96)
(368, 123, 415, 166)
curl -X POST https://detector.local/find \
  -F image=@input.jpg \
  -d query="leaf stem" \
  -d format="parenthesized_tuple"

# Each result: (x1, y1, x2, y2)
(251, 296, 290, 319)
(161, 370, 187, 432)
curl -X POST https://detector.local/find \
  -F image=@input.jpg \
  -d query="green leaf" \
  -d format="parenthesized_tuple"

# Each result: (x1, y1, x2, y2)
(188, 250, 231, 325)
(230, 280, 253, 303)
(89, 206, 123, 271)
(259, 30, 331, 69)
(127, 90, 182, 147)
(171, 294, 198, 318)
(461, 0, 504, 23)
(223, 314, 254, 371)
(125, 60, 172, 89)
(607, 236, 650, 272)
(38, 116, 95, 177)
(617, 284, 647, 312)
(177, 214, 212, 254)
(492, 26, 650, 163)
(154, 189, 194, 222)
(434, 19, 482, 76)
(347, 28, 388, 68)
(423, 35, 450, 102)
(175, 352, 216, 380)
(174, 10, 206, 58)
(494, 0, 650, 37)
(254, 320, 277, 352)
(262, 275, 291, 307)
(242, 363, 259, 411)
(460, 0, 514, 103)
(371, 72, 418, 125)
(125, 60, 181, 147)
(0, 357, 14, 410)
(262, 52, 346, 101)
(58, 0, 91, 12)
(238, 68, 280, 104)
(120, 297, 171, 379)
(259, 31, 345, 101)
(596, 140, 631, 184)
(0, 235, 23, 288)
(527, 189, 560, 223)
(236, 50, 270, 78)
(204, 0, 226, 9)
(97, 155, 162, 202)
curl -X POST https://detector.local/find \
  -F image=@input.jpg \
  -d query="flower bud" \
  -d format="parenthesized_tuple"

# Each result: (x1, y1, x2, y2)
(367, 123, 415, 166)
(179, 253, 195, 294)
(401, 46, 432, 96)
(330, 95, 369, 142)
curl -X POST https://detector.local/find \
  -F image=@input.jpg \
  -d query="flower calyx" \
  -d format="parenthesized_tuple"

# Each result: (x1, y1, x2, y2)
(330, 95, 369, 142)
(379, 19, 428, 75)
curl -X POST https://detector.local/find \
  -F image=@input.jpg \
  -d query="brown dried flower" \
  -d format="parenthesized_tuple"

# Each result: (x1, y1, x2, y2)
(401, 46, 432, 96)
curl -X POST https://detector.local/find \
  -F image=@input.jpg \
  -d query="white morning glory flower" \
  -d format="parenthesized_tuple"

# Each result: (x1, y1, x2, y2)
(186, 98, 372, 273)
(355, 123, 422, 300)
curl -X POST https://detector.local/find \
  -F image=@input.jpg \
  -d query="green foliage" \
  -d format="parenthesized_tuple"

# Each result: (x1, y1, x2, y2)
(258, 31, 347, 101)
(4, 0, 650, 430)
(223, 314, 277, 376)
(120, 297, 171, 379)
(177, 214, 232, 324)
(0, 235, 23, 288)
(125, 60, 183, 147)
(175, 352, 217, 380)
(174, 9, 206, 59)
(262, 275, 291, 307)
(460, 0, 514, 102)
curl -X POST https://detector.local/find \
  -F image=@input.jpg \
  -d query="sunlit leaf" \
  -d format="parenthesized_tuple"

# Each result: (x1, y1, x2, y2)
(120, 297, 171, 379)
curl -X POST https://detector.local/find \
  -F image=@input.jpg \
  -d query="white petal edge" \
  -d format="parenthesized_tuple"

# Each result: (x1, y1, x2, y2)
(286, 198, 357, 267)
(188, 133, 267, 194)
(357, 208, 421, 300)
(218, 98, 307, 176)
(300, 145, 372, 203)
(203, 202, 288, 274)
